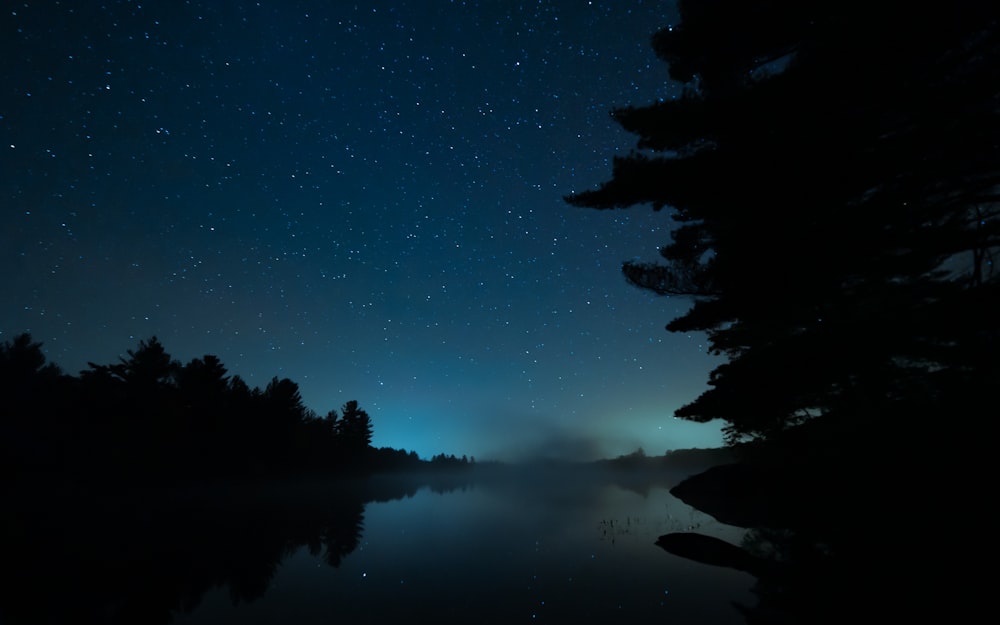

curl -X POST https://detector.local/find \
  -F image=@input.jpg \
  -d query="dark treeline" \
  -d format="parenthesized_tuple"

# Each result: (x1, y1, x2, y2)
(598, 446, 737, 474)
(0, 328, 481, 625)
(0, 333, 470, 483)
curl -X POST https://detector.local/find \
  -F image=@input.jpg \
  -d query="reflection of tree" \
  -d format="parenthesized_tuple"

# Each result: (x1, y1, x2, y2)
(0, 479, 377, 625)
(734, 528, 847, 625)
(2, 462, 475, 625)
(656, 526, 859, 625)
(315, 503, 366, 568)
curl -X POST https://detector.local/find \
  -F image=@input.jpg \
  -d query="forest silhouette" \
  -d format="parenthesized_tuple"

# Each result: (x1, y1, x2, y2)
(4, 0, 998, 621)
(0, 332, 473, 484)
(0, 332, 479, 624)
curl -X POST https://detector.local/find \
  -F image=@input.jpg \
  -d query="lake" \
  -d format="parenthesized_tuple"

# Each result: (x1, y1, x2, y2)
(164, 466, 757, 625)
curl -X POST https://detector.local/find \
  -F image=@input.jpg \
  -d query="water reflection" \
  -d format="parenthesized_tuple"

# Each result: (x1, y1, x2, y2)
(4, 477, 395, 625)
(179, 467, 755, 625)
(3, 468, 756, 625)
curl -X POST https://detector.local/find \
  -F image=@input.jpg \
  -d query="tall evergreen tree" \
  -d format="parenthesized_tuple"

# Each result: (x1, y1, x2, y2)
(110, 336, 179, 391)
(337, 400, 373, 452)
(567, 0, 1000, 444)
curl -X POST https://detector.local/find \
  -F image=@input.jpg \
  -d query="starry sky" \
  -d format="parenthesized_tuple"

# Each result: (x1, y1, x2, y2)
(1, 0, 726, 461)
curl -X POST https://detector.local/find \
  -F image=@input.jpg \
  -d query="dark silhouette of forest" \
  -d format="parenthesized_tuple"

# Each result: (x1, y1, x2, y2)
(0, 332, 481, 624)
(0, 332, 473, 484)
(568, 0, 998, 622)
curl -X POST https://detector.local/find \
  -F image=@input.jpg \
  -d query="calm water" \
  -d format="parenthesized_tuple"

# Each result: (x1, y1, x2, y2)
(169, 469, 757, 625)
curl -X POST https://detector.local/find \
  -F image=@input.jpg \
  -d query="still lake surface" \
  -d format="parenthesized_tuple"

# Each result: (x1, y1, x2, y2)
(169, 467, 757, 625)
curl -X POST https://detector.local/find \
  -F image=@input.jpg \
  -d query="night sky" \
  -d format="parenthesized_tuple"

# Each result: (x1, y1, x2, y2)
(1, 1, 725, 461)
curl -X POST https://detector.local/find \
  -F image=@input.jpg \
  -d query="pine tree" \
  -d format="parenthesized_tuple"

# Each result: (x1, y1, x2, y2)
(337, 400, 373, 451)
(567, 0, 1000, 444)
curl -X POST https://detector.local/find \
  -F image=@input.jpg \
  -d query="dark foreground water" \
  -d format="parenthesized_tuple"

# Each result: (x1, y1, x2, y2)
(173, 469, 755, 625)
(5, 467, 757, 625)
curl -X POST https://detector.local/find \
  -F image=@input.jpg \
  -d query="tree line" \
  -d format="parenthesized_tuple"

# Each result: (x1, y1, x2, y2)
(0, 333, 463, 482)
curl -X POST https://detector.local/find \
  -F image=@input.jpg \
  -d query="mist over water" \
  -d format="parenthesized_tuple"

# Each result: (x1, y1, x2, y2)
(171, 463, 755, 625)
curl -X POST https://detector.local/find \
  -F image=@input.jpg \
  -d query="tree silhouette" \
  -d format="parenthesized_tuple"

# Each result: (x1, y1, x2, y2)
(323, 408, 341, 441)
(338, 400, 373, 453)
(3, 333, 453, 480)
(0, 333, 71, 472)
(262, 376, 308, 426)
(171, 355, 232, 473)
(109, 336, 179, 390)
(0, 333, 61, 381)
(567, 0, 1000, 445)
(0, 333, 64, 417)
(177, 355, 229, 404)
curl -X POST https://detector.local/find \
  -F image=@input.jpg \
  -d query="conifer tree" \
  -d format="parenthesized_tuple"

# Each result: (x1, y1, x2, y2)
(567, 0, 1000, 444)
